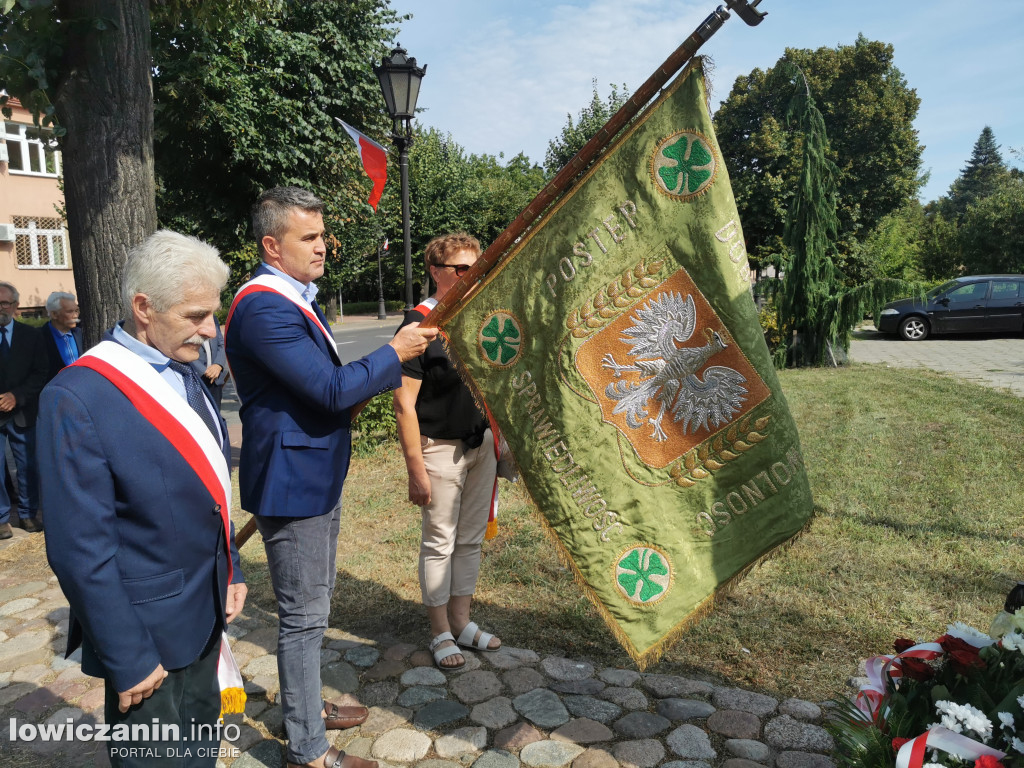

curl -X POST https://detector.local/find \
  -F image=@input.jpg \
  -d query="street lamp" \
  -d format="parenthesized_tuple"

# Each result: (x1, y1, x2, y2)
(374, 44, 427, 313)
(376, 238, 388, 320)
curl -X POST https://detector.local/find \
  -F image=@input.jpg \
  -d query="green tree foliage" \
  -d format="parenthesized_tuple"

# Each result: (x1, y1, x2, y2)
(715, 35, 924, 279)
(919, 128, 1020, 279)
(775, 74, 841, 367)
(544, 81, 629, 174)
(945, 126, 1009, 219)
(405, 128, 544, 302)
(773, 67, 913, 368)
(957, 176, 1024, 274)
(918, 205, 961, 280)
(150, 0, 402, 302)
(853, 203, 925, 281)
(0, 0, 274, 341)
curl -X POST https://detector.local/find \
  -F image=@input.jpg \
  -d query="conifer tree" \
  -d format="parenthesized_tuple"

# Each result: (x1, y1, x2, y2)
(946, 126, 1008, 218)
(774, 66, 912, 367)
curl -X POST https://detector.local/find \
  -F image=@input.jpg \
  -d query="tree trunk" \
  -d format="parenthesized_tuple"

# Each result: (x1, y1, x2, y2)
(54, 1, 156, 348)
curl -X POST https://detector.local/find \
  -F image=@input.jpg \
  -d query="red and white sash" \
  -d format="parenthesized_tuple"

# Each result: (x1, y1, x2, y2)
(227, 273, 339, 362)
(73, 341, 233, 583)
(413, 297, 438, 318)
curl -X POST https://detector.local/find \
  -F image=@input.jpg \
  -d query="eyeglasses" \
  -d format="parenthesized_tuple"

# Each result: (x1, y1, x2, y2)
(435, 263, 471, 277)
(0, 301, 16, 309)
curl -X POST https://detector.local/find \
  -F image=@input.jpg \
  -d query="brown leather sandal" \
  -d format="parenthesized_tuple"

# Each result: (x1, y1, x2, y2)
(323, 701, 369, 729)
(287, 746, 378, 768)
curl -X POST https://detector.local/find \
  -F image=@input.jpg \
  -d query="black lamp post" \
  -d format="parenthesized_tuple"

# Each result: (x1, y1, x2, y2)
(376, 239, 387, 320)
(374, 45, 426, 313)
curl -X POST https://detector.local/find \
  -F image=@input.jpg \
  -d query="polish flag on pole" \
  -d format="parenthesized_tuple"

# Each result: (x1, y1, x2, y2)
(336, 118, 388, 211)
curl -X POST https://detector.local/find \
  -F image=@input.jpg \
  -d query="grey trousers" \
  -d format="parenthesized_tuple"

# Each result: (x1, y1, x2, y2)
(256, 500, 341, 764)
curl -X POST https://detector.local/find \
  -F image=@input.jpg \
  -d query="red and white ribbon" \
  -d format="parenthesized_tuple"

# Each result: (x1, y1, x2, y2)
(854, 642, 944, 720)
(896, 726, 1005, 768)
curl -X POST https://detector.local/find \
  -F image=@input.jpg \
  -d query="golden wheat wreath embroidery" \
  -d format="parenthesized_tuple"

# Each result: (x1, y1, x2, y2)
(614, 544, 672, 605)
(668, 413, 772, 487)
(565, 258, 668, 341)
(650, 130, 718, 201)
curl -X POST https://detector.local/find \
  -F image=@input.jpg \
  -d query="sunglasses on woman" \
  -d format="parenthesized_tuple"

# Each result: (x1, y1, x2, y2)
(436, 263, 471, 276)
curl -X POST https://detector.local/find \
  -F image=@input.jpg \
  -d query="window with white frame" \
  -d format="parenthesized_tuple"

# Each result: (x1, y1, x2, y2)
(13, 216, 69, 269)
(3, 122, 61, 177)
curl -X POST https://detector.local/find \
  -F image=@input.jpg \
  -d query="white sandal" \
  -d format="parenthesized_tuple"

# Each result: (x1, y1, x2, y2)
(429, 631, 465, 669)
(456, 621, 500, 652)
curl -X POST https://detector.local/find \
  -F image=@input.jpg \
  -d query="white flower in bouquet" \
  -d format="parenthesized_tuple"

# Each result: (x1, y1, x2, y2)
(946, 621, 996, 648)
(933, 700, 992, 742)
(1013, 735, 1024, 753)
(1002, 630, 1024, 652)
(999, 711, 1015, 730)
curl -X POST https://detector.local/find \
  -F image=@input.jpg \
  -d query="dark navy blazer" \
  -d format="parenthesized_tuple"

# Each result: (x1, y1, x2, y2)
(37, 333, 243, 692)
(225, 265, 401, 518)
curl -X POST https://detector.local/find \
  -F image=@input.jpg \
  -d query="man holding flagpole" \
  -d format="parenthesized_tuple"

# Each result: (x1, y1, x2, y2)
(38, 230, 246, 766)
(226, 186, 436, 768)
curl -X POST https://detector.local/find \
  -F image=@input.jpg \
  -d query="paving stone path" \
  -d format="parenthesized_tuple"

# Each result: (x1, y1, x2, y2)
(0, 569, 837, 768)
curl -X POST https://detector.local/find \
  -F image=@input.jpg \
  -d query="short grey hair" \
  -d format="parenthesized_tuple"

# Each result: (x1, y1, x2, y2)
(46, 291, 77, 314)
(121, 230, 229, 315)
(0, 282, 19, 303)
(252, 186, 324, 257)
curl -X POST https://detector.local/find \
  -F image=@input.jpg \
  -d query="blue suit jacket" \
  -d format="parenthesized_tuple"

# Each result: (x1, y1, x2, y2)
(41, 321, 85, 384)
(226, 265, 401, 518)
(38, 332, 243, 692)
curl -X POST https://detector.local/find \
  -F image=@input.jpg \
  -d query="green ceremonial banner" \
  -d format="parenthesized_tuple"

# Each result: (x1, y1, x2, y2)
(441, 59, 814, 666)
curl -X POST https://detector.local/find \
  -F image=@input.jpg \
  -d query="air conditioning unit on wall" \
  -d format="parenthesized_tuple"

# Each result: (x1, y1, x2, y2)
(0, 143, 8, 163)
(0, 223, 16, 242)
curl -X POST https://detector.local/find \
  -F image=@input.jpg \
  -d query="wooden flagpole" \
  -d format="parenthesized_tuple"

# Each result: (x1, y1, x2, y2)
(421, 0, 766, 330)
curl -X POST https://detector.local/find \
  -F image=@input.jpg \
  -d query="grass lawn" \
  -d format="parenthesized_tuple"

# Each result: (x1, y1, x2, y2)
(234, 364, 1024, 701)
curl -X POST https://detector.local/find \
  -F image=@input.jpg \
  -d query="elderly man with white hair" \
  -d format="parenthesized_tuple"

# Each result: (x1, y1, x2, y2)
(42, 290, 83, 382)
(38, 230, 247, 767)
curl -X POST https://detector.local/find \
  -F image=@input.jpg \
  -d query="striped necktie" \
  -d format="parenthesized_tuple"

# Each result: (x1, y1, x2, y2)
(166, 360, 220, 444)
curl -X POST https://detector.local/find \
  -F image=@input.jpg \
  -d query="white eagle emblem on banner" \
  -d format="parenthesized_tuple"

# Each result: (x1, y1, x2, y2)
(601, 292, 748, 442)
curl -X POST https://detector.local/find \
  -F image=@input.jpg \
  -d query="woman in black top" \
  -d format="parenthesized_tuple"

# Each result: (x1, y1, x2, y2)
(394, 233, 501, 669)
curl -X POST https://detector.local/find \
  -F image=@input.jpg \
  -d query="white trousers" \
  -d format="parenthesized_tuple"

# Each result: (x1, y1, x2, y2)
(418, 430, 497, 607)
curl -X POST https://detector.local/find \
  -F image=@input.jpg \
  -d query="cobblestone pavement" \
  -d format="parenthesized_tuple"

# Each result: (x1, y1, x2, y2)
(3, 316, 839, 767)
(849, 326, 1024, 396)
(0, 568, 837, 768)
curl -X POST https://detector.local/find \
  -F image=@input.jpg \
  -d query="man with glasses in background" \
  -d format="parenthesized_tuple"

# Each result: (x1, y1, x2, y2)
(0, 282, 47, 538)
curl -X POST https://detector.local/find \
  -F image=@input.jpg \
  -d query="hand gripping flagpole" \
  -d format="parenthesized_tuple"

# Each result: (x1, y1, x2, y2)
(233, 0, 765, 552)
(418, 0, 766, 331)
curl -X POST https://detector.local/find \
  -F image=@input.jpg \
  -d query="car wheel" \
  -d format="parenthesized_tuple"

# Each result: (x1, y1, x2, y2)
(899, 316, 929, 341)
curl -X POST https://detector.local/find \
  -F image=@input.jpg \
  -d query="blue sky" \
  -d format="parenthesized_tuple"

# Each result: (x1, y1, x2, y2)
(393, 0, 1023, 203)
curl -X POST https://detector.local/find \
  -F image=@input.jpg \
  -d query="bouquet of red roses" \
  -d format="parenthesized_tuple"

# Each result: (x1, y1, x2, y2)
(828, 610, 1024, 767)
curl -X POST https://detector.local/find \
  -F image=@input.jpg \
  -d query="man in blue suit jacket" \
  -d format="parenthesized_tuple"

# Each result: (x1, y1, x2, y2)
(39, 231, 247, 767)
(41, 290, 84, 383)
(226, 186, 434, 768)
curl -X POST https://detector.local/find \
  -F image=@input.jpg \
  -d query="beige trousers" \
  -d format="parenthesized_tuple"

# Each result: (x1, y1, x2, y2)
(419, 430, 497, 607)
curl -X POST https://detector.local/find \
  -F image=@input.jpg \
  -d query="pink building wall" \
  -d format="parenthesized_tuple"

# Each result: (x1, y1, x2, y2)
(0, 99, 76, 311)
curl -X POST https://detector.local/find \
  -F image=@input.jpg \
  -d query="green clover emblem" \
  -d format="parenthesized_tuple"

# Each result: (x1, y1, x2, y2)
(651, 131, 716, 200)
(615, 546, 671, 604)
(478, 312, 522, 367)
